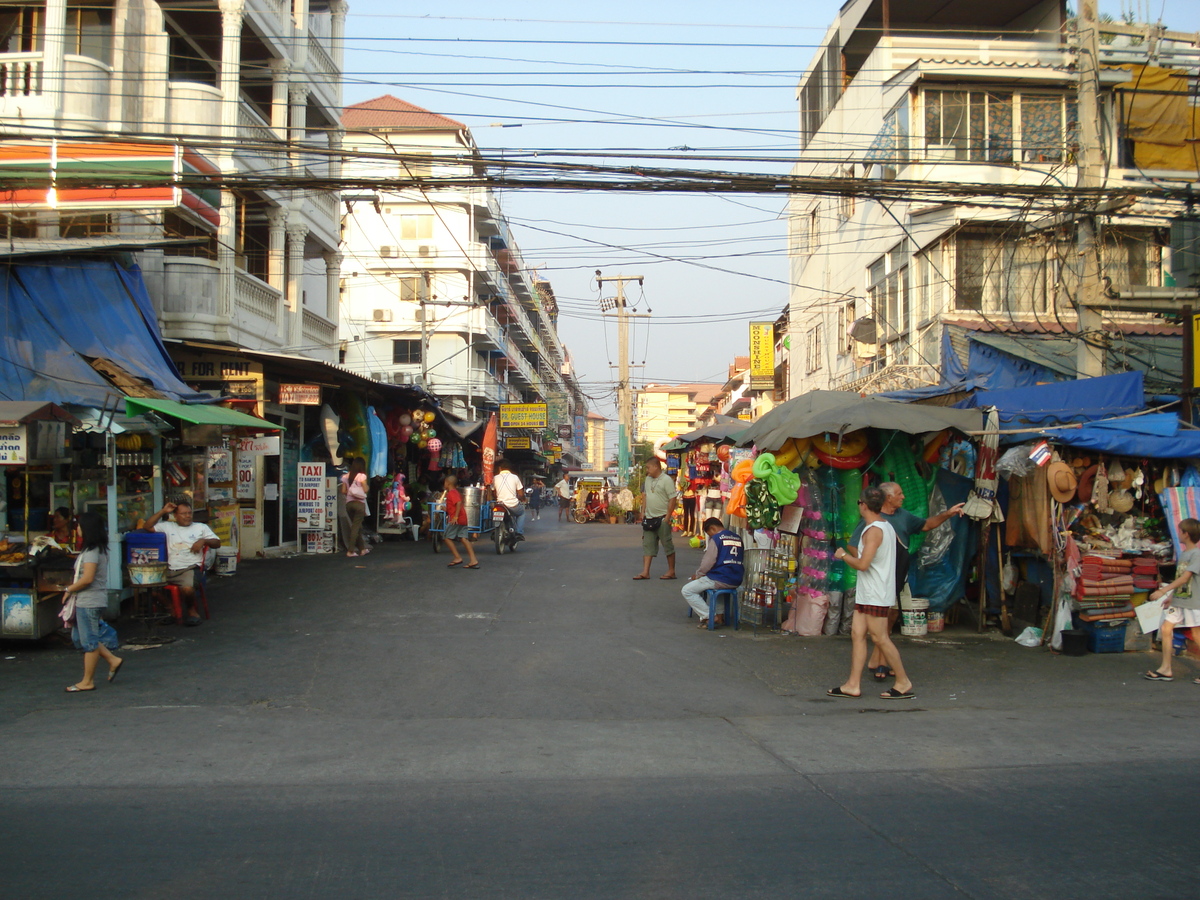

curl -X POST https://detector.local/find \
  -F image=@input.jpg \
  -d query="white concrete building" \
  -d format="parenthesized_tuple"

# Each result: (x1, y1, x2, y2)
(338, 95, 586, 424)
(788, 0, 1196, 397)
(0, 0, 347, 361)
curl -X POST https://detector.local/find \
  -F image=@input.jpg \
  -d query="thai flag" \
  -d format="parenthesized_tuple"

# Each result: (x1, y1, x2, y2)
(1028, 440, 1052, 467)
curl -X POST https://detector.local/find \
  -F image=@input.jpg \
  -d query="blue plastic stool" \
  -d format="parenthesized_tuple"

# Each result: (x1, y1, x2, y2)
(701, 588, 738, 631)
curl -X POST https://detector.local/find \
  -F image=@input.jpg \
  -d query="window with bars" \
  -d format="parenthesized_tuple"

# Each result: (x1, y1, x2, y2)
(805, 324, 824, 374)
(867, 246, 911, 363)
(923, 89, 1076, 164)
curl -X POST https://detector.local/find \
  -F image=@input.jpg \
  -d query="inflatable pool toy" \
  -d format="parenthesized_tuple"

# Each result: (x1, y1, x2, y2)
(320, 403, 342, 466)
(367, 406, 388, 478)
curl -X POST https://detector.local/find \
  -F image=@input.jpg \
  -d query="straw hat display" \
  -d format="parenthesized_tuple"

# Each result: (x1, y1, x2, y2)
(1109, 488, 1135, 513)
(1047, 460, 1079, 503)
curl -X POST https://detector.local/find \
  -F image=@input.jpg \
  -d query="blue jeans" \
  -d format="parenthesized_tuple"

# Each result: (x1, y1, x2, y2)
(507, 502, 526, 535)
(72, 607, 119, 653)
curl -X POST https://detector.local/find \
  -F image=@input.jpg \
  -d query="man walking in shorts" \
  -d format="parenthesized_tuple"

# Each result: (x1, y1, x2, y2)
(554, 475, 573, 522)
(633, 457, 678, 580)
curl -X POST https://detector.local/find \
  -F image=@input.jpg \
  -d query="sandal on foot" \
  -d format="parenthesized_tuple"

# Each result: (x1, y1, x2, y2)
(447, 561, 463, 568)
(880, 688, 916, 700)
(107, 661, 123, 683)
(826, 687, 861, 698)
(464, 563, 480, 569)
(872, 666, 895, 681)
(1143, 671, 1173, 681)
(65, 685, 94, 693)
(632, 574, 650, 580)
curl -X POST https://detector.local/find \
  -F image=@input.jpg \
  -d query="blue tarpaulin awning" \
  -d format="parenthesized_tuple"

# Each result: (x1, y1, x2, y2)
(1039, 414, 1200, 458)
(0, 258, 204, 406)
(959, 371, 1145, 428)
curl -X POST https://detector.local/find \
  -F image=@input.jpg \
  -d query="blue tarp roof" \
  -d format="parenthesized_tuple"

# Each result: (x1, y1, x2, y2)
(958, 371, 1146, 427)
(0, 258, 203, 406)
(1041, 414, 1200, 458)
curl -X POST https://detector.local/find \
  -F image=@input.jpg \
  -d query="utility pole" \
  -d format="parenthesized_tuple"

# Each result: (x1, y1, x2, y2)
(596, 271, 646, 482)
(1075, 0, 1106, 378)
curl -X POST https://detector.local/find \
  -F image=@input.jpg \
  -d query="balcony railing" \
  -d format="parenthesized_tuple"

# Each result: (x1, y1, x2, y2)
(308, 32, 337, 83)
(234, 269, 281, 324)
(238, 101, 282, 148)
(303, 308, 338, 351)
(839, 363, 937, 395)
(0, 53, 43, 98)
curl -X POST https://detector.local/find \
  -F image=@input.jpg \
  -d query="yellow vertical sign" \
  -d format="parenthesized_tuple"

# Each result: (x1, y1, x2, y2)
(749, 321, 775, 389)
(1193, 315, 1200, 389)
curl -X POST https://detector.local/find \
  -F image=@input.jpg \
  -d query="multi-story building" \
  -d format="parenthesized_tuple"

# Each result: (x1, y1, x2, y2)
(338, 95, 585, 430)
(787, 0, 1196, 397)
(585, 411, 607, 470)
(634, 383, 722, 446)
(0, 0, 346, 362)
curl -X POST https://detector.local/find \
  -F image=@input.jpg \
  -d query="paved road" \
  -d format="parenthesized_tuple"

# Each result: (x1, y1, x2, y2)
(2, 515, 1197, 898)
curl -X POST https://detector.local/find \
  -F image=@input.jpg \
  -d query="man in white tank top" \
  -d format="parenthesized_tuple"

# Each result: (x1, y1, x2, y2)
(828, 486, 915, 700)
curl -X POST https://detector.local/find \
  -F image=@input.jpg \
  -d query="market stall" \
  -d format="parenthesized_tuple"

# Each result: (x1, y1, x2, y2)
(731, 391, 983, 634)
(967, 373, 1200, 654)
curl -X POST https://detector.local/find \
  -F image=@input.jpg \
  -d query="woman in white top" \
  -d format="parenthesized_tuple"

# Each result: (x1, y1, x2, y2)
(828, 487, 914, 701)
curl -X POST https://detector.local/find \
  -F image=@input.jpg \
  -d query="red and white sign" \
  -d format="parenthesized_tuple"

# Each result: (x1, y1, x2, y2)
(279, 384, 321, 405)
(232, 435, 280, 455)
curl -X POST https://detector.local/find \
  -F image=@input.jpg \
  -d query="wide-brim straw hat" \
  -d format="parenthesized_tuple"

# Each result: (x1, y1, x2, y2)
(1047, 460, 1078, 503)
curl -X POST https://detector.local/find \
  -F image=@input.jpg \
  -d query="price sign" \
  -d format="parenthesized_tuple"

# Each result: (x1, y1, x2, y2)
(297, 462, 325, 530)
(237, 455, 256, 500)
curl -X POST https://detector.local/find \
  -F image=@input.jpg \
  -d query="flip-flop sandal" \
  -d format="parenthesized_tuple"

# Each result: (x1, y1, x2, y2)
(659, 575, 678, 580)
(632, 575, 650, 580)
(447, 561, 463, 568)
(108, 661, 123, 683)
(464, 563, 480, 569)
(872, 666, 893, 681)
(65, 685, 94, 693)
(880, 688, 916, 700)
(826, 687, 861, 699)
(1143, 671, 1174, 681)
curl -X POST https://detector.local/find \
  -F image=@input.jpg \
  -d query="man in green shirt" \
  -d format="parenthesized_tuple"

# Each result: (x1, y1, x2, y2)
(634, 457, 679, 580)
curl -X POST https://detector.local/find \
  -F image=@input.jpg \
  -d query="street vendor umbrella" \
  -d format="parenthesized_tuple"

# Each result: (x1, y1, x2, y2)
(481, 413, 498, 486)
(737, 390, 981, 450)
(676, 421, 749, 444)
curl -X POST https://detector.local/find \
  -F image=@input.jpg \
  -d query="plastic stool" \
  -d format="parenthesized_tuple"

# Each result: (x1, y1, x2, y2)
(704, 588, 739, 631)
(160, 578, 211, 623)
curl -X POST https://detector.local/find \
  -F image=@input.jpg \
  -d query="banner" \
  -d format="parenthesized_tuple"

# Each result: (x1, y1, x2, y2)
(749, 321, 775, 389)
(500, 403, 548, 429)
(505, 436, 532, 450)
(279, 384, 321, 405)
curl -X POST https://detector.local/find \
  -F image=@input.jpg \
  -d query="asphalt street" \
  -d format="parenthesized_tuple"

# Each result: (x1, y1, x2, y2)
(2, 513, 1197, 899)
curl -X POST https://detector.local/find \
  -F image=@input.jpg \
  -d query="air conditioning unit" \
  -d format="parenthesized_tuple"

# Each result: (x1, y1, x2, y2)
(392, 372, 412, 384)
(380, 245, 396, 258)
(372, 309, 393, 322)
(414, 309, 430, 323)
(370, 372, 386, 382)
(417, 244, 433, 258)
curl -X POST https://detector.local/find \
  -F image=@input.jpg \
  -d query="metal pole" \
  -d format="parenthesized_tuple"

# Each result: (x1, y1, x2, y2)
(617, 278, 630, 481)
(1184, 305, 1195, 424)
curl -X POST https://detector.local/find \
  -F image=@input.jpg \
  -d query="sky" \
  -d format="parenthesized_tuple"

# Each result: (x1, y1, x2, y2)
(337, 0, 1174, 427)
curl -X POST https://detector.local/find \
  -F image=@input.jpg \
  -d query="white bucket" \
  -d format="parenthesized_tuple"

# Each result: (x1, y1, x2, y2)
(900, 591, 929, 611)
(927, 611, 945, 633)
(214, 550, 238, 576)
(410, 523, 420, 541)
(900, 608, 927, 636)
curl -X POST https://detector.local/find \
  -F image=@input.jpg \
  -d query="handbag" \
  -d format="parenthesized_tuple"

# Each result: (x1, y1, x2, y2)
(59, 592, 77, 630)
(642, 515, 664, 532)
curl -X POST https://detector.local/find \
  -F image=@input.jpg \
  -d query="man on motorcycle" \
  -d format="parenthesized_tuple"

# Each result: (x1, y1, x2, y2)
(493, 460, 527, 541)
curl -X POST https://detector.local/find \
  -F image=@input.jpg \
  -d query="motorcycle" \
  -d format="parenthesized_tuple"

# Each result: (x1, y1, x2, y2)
(492, 502, 520, 555)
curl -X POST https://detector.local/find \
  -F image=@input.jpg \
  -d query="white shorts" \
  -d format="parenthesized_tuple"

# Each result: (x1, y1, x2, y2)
(1164, 606, 1200, 627)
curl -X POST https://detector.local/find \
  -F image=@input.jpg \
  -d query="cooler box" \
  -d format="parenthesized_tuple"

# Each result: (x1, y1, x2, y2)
(124, 531, 168, 566)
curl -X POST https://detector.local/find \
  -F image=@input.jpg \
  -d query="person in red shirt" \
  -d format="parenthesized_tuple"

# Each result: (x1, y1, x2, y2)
(442, 474, 479, 569)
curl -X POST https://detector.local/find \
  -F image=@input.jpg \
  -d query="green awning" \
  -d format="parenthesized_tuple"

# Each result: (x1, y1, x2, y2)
(125, 397, 281, 431)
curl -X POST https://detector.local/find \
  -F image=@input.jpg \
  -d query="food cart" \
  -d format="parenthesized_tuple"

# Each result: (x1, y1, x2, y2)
(428, 486, 494, 552)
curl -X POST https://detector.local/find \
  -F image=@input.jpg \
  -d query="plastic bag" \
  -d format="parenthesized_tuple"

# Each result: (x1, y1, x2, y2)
(1014, 626, 1043, 647)
(996, 444, 1038, 480)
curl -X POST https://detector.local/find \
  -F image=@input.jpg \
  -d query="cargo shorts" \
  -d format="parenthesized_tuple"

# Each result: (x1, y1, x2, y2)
(641, 517, 674, 557)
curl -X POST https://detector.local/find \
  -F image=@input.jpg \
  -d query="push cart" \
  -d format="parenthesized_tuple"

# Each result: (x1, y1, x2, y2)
(427, 486, 494, 553)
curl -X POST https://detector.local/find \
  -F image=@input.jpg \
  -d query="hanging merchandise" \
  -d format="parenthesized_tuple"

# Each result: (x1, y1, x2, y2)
(367, 406, 389, 479)
(744, 479, 780, 530)
(726, 457, 755, 518)
(426, 437, 443, 471)
(964, 407, 1003, 523)
(751, 452, 800, 506)
(382, 474, 409, 525)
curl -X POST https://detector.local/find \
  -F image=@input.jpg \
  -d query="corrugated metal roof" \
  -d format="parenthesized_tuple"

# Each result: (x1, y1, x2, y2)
(341, 95, 467, 132)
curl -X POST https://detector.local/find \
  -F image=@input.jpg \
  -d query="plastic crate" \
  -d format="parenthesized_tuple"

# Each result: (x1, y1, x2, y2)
(1081, 619, 1127, 654)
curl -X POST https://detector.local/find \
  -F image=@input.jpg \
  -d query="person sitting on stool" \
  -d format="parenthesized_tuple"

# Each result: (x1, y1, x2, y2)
(682, 517, 744, 628)
(143, 500, 220, 626)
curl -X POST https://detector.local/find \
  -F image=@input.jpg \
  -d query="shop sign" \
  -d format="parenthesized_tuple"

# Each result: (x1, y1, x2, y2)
(297, 462, 325, 530)
(738, 412, 753, 420)
(279, 384, 321, 405)
(0, 425, 27, 464)
(207, 448, 232, 483)
(240, 508, 257, 530)
(749, 321, 774, 389)
(499, 403, 548, 429)
(556, 424, 572, 440)
(1193, 315, 1200, 388)
(231, 435, 280, 455)
(505, 437, 532, 450)
(573, 415, 586, 448)
(237, 455, 256, 499)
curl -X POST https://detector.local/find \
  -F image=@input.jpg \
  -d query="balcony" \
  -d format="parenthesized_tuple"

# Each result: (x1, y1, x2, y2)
(0, 52, 111, 127)
(306, 31, 338, 109)
(168, 82, 222, 139)
(303, 309, 338, 358)
(237, 102, 284, 171)
(0, 53, 43, 98)
(234, 268, 282, 326)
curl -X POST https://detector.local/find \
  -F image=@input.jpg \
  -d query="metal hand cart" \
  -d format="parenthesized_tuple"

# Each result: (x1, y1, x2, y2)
(428, 487, 494, 553)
